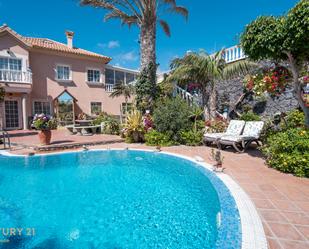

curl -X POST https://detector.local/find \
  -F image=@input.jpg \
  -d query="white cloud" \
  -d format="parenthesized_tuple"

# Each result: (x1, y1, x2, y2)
(107, 40, 120, 49)
(97, 40, 120, 49)
(118, 51, 138, 62)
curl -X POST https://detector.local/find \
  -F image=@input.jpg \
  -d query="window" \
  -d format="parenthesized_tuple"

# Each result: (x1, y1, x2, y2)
(33, 101, 51, 115)
(56, 65, 71, 81)
(105, 68, 114, 84)
(91, 102, 102, 115)
(122, 102, 132, 114)
(115, 70, 125, 85)
(0, 58, 22, 71)
(125, 73, 135, 84)
(87, 69, 101, 83)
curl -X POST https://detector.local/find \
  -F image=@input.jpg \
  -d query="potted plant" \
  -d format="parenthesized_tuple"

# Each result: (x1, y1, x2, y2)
(210, 148, 225, 172)
(32, 114, 57, 145)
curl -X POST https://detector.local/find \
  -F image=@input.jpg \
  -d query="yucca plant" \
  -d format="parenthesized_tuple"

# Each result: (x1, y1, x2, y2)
(124, 108, 145, 142)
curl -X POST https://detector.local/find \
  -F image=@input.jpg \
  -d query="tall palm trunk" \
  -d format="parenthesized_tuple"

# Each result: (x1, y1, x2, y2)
(209, 83, 217, 120)
(203, 83, 217, 121)
(140, 21, 157, 85)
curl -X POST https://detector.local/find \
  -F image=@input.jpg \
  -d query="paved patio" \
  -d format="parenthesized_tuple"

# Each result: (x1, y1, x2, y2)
(3, 130, 309, 249)
(6, 129, 124, 150)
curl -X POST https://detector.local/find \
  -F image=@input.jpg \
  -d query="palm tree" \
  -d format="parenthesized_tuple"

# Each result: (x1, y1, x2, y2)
(189, 105, 204, 132)
(80, 0, 188, 86)
(165, 50, 256, 120)
(109, 82, 135, 114)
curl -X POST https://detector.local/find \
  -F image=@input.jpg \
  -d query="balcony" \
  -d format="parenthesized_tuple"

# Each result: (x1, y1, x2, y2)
(105, 84, 114, 92)
(223, 45, 246, 63)
(0, 69, 32, 84)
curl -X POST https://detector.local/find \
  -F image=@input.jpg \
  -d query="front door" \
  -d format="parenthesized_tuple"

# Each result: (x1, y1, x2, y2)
(4, 99, 21, 129)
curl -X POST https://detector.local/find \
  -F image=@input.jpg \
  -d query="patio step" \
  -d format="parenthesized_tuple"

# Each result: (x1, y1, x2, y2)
(34, 138, 125, 152)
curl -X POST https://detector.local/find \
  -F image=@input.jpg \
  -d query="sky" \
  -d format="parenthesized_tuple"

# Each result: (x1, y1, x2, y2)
(0, 0, 299, 72)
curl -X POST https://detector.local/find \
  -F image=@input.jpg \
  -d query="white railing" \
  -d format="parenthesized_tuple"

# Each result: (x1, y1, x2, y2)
(105, 84, 114, 92)
(0, 69, 32, 83)
(223, 45, 246, 63)
(174, 85, 202, 106)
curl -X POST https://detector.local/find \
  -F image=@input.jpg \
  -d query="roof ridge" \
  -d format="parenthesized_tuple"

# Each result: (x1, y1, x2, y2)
(1, 25, 111, 62)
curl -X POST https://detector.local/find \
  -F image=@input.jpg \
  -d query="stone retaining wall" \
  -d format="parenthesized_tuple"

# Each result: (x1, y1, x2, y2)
(216, 77, 299, 118)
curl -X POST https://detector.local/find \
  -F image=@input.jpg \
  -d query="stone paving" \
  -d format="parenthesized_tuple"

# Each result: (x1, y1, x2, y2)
(4, 130, 309, 249)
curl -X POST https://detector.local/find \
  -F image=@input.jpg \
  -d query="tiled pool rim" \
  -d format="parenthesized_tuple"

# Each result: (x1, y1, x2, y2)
(0, 148, 268, 249)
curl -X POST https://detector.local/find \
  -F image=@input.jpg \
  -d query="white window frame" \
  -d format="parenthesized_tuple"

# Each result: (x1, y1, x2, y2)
(90, 102, 102, 115)
(55, 64, 72, 82)
(3, 97, 22, 130)
(32, 100, 52, 115)
(86, 67, 102, 84)
(0, 56, 22, 71)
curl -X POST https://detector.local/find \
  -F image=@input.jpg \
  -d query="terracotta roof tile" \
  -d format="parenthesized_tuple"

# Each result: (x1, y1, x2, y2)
(0, 24, 111, 63)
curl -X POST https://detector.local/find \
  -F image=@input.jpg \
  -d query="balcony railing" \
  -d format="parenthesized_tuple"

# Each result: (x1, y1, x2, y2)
(0, 69, 32, 84)
(211, 45, 247, 63)
(223, 45, 246, 63)
(105, 83, 114, 92)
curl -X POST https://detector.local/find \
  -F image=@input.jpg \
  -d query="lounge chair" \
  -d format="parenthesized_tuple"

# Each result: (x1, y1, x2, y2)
(203, 120, 246, 145)
(218, 121, 264, 152)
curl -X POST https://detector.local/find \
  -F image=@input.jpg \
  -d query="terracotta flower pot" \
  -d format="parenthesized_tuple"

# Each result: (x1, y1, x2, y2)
(39, 130, 52, 145)
(132, 131, 141, 143)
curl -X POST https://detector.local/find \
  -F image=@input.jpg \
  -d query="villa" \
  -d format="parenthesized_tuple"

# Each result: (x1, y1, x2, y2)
(0, 24, 138, 130)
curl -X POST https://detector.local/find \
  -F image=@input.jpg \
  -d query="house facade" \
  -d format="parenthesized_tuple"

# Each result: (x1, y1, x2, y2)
(0, 25, 138, 130)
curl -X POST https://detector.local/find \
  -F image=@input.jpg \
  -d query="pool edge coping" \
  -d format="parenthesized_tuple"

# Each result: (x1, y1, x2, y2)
(0, 148, 268, 249)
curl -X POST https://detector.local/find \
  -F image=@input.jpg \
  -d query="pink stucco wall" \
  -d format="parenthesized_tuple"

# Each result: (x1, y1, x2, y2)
(29, 50, 127, 116)
(0, 31, 130, 125)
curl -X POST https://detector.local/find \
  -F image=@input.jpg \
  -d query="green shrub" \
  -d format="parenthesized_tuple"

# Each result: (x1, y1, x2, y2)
(180, 130, 203, 146)
(153, 97, 192, 141)
(284, 109, 305, 128)
(144, 130, 175, 146)
(239, 111, 261, 121)
(92, 112, 120, 135)
(262, 128, 309, 177)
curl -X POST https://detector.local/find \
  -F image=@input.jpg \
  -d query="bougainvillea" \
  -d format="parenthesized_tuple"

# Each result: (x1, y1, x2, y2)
(244, 66, 290, 97)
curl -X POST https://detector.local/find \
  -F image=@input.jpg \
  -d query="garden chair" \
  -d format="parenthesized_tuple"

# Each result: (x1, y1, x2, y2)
(203, 120, 246, 145)
(217, 121, 264, 153)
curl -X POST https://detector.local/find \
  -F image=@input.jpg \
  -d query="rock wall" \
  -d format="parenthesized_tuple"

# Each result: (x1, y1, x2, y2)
(216, 77, 299, 118)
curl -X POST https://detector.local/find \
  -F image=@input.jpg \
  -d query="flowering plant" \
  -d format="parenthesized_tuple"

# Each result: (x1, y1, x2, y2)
(205, 118, 228, 133)
(32, 114, 57, 130)
(244, 66, 290, 97)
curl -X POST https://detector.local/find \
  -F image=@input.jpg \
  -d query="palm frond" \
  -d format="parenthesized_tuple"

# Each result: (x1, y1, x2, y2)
(109, 82, 135, 98)
(80, 0, 115, 9)
(81, 0, 142, 24)
(159, 19, 171, 36)
(223, 60, 258, 79)
(169, 6, 188, 20)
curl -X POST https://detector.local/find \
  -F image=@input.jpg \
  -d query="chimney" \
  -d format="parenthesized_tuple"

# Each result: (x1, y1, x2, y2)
(65, 30, 74, 48)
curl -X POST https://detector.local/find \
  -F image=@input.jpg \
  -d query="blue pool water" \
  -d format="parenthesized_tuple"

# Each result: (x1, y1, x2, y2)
(0, 150, 241, 249)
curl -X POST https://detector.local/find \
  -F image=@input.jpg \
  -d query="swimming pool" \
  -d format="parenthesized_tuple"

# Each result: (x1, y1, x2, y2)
(0, 150, 241, 249)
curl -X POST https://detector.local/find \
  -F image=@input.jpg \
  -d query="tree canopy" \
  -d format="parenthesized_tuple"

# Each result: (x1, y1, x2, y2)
(241, 0, 309, 63)
(240, 0, 309, 127)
